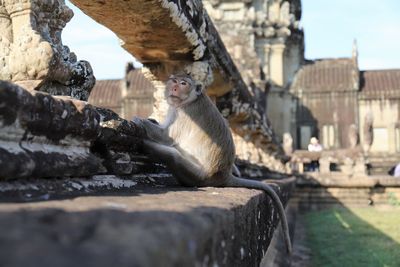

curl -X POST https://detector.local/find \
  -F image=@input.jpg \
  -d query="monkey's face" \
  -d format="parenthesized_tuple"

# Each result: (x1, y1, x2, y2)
(165, 75, 200, 107)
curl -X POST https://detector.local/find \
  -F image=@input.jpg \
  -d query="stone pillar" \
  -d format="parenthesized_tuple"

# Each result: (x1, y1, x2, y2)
(141, 68, 168, 122)
(363, 112, 374, 153)
(354, 157, 367, 176)
(254, 41, 271, 80)
(0, 4, 11, 41)
(333, 111, 341, 148)
(0, 0, 95, 100)
(342, 157, 354, 177)
(319, 156, 331, 174)
(270, 43, 285, 86)
(263, 44, 271, 80)
(0, 2, 12, 80)
(388, 123, 396, 154)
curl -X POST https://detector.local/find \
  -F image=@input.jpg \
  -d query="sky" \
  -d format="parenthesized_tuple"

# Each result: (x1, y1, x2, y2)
(302, 0, 400, 70)
(62, 0, 400, 80)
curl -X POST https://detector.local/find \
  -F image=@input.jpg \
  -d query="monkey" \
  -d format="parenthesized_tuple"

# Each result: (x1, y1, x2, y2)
(135, 73, 292, 253)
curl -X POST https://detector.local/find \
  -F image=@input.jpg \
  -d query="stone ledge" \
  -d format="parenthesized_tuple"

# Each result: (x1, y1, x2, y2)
(0, 176, 294, 267)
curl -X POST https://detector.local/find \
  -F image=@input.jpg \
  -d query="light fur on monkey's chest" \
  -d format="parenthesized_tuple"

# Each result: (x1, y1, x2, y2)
(169, 121, 222, 168)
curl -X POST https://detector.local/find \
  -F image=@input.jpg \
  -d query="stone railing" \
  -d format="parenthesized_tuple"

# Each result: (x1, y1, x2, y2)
(290, 148, 368, 177)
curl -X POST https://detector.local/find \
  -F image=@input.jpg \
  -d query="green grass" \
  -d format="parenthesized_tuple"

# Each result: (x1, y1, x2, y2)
(303, 207, 400, 267)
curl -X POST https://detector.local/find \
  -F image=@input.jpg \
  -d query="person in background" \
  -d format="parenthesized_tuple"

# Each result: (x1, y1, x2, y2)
(394, 163, 400, 177)
(308, 137, 323, 152)
(308, 137, 323, 171)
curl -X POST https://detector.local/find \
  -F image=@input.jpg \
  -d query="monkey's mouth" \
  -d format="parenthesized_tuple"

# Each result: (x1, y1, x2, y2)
(167, 95, 182, 102)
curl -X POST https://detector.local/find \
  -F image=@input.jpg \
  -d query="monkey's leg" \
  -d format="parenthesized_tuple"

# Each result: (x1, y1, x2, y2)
(232, 164, 241, 177)
(142, 140, 207, 186)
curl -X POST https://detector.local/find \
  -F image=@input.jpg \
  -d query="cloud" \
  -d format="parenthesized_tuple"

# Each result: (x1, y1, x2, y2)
(64, 42, 137, 80)
(63, 1, 140, 79)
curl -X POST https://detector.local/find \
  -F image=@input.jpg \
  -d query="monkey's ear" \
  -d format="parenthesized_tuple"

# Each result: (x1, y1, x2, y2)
(195, 84, 203, 96)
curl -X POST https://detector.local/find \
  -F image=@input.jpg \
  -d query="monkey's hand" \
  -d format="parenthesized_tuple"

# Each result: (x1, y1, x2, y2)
(133, 117, 173, 146)
(147, 118, 159, 125)
(132, 117, 146, 131)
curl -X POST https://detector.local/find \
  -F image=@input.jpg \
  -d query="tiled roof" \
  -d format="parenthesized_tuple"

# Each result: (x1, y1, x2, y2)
(125, 69, 155, 96)
(88, 68, 155, 110)
(88, 79, 121, 109)
(360, 69, 400, 99)
(290, 58, 359, 92)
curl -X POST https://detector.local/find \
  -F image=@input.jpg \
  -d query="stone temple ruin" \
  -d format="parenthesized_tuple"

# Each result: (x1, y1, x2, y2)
(0, 1, 399, 267)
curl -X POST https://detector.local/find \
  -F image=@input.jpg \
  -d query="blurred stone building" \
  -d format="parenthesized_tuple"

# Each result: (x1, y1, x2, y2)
(89, 63, 155, 120)
(91, 0, 400, 159)
(203, 0, 400, 158)
(290, 42, 400, 156)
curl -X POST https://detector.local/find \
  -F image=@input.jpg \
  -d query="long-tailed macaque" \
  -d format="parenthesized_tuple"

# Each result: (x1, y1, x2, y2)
(135, 73, 291, 253)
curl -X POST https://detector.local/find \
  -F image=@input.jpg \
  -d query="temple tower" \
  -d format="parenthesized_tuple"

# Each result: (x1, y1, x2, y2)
(204, 0, 304, 140)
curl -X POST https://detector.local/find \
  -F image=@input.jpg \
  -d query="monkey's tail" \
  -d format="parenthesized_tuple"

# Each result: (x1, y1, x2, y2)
(226, 176, 292, 254)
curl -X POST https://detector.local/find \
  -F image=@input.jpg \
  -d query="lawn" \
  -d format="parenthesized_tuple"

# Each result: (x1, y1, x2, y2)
(303, 206, 400, 267)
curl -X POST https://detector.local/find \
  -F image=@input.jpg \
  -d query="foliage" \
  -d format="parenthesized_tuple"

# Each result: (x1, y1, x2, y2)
(304, 207, 400, 267)
(388, 192, 400, 206)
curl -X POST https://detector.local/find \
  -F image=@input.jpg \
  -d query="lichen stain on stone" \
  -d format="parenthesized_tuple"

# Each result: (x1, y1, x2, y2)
(240, 247, 245, 260)
(103, 201, 128, 210)
(184, 61, 213, 87)
(0, 181, 40, 193)
(61, 109, 68, 119)
(65, 176, 138, 192)
(159, 0, 205, 60)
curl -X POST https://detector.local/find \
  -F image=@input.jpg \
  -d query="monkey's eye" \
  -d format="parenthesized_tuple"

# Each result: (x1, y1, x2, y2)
(180, 81, 188, 86)
(170, 78, 177, 83)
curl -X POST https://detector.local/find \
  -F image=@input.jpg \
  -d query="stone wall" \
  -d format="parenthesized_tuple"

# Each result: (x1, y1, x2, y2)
(293, 175, 400, 211)
(204, 0, 303, 88)
(359, 99, 400, 153)
(204, 0, 304, 149)
(0, 172, 295, 267)
(0, 0, 95, 100)
(0, 81, 150, 180)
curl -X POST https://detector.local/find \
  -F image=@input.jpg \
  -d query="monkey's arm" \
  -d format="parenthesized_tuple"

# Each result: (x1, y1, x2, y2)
(134, 117, 174, 146)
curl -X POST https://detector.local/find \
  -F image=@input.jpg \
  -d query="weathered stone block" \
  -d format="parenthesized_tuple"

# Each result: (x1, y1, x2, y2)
(0, 175, 295, 267)
(0, 81, 147, 179)
(0, 0, 95, 100)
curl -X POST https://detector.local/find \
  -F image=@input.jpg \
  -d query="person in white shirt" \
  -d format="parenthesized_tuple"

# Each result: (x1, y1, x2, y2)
(394, 163, 400, 177)
(307, 137, 322, 171)
(308, 137, 323, 152)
